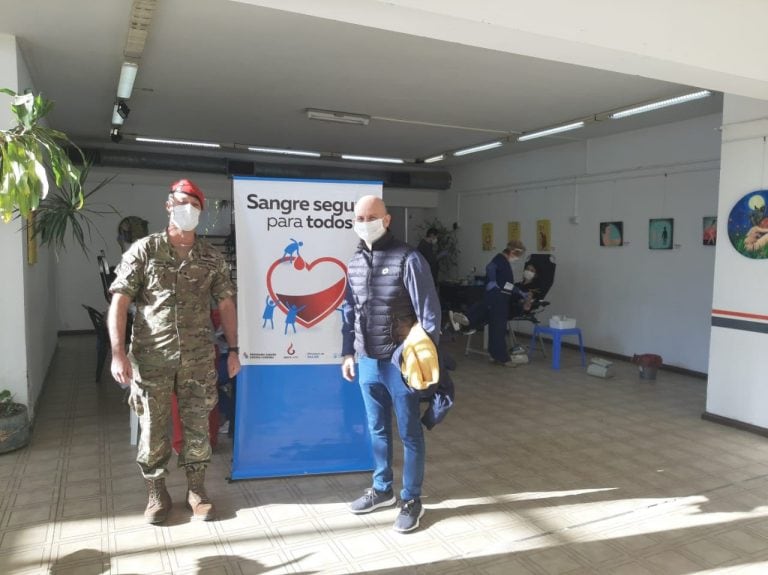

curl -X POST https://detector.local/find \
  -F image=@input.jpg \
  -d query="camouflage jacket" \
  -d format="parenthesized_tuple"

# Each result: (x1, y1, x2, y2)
(110, 231, 236, 368)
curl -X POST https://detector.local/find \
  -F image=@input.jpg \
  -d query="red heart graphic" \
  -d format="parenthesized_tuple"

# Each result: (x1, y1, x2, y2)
(266, 256, 348, 328)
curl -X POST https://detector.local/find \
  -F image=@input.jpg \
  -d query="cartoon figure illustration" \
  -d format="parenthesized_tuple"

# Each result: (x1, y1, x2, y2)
(727, 191, 768, 257)
(284, 303, 307, 334)
(702, 217, 717, 245)
(649, 218, 674, 249)
(600, 222, 623, 246)
(282, 238, 303, 263)
(262, 296, 277, 329)
(481, 223, 493, 251)
(749, 194, 766, 227)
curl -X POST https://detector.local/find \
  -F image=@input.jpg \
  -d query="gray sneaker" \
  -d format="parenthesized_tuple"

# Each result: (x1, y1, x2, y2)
(393, 498, 424, 533)
(349, 488, 396, 514)
(448, 311, 461, 332)
(448, 311, 470, 332)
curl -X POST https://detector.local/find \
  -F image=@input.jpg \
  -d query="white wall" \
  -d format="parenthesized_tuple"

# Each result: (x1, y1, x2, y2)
(0, 34, 59, 415)
(246, 0, 768, 99)
(443, 113, 722, 372)
(57, 171, 441, 330)
(0, 35, 28, 407)
(706, 95, 768, 427)
(16, 42, 58, 411)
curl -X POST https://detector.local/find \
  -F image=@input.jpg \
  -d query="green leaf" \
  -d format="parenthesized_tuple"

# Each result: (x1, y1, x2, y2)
(1, 89, 96, 250)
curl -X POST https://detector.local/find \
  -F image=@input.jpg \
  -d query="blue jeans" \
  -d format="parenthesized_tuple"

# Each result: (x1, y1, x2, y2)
(358, 356, 425, 501)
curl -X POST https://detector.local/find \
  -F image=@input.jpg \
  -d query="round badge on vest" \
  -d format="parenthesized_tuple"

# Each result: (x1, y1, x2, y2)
(382, 268, 389, 275)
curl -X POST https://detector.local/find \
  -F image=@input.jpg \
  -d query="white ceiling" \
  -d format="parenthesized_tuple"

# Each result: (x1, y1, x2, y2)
(1, 0, 722, 170)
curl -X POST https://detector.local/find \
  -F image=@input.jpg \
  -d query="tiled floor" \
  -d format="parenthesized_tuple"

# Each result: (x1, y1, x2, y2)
(3, 335, 768, 574)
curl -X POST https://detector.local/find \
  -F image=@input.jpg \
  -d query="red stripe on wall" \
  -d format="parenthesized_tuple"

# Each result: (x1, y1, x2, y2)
(712, 308, 768, 321)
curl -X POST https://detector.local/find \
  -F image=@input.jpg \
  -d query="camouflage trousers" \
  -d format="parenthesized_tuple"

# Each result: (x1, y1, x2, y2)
(129, 359, 218, 480)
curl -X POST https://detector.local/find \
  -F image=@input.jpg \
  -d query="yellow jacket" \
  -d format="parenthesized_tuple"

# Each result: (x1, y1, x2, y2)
(401, 323, 439, 390)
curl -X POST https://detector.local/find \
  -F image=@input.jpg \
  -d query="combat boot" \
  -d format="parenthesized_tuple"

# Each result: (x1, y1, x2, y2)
(185, 467, 215, 521)
(144, 478, 172, 524)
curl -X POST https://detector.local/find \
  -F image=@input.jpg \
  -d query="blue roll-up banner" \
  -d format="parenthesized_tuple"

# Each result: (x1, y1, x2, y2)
(230, 177, 379, 480)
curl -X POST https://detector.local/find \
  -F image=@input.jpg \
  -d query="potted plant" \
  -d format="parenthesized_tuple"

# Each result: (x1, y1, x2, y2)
(1, 90, 109, 444)
(0, 389, 30, 453)
(0, 89, 84, 222)
(415, 218, 460, 279)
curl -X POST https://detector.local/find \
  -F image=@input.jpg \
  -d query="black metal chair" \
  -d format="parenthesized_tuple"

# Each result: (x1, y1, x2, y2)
(97, 252, 115, 303)
(82, 305, 109, 382)
(508, 254, 557, 351)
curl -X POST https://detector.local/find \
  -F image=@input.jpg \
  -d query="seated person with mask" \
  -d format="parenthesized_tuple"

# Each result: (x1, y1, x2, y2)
(448, 240, 531, 367)
(509, 261, 543, 318)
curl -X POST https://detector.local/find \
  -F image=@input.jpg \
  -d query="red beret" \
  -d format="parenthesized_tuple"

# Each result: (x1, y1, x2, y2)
(170, 179, 205, 210)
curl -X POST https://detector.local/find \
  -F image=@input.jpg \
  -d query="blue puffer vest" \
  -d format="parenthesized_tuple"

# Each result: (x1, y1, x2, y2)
(347, 231, 417, 359)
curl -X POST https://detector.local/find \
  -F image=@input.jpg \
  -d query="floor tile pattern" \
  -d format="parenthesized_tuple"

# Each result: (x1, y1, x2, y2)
(2, 335, 768, 574)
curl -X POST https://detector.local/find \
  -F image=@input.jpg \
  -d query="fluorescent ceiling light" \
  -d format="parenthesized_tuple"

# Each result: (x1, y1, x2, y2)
(423, 154, 444, 164)
(111, 105, 124, 126)
(247, 146, 321, 158)
(306, 108, 370, 126)
(609, 90, 712, 119)
(453, 141, 502, 156)
(135, 136, 221, 149)
(517, 121, 585, 142)
(341, 154, 404, 164)
(117, 62, 139, 99)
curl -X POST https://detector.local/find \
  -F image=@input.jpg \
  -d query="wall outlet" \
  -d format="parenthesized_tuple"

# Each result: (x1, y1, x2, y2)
(569, 215, 579, 224)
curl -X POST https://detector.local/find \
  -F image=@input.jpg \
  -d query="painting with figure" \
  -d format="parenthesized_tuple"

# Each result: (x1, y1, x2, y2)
(507, 221, 520, 242)
(702, 216, 717, 246)
(536, 219, 551, 251)
(481, 222, 493, 251)
(599, 221, 623, 247)
(649, 218, 674, 250)
(727, 190, 768, 258)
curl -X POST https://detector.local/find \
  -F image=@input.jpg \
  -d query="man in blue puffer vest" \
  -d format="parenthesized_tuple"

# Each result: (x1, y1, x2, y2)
(341, 195, 441, 533)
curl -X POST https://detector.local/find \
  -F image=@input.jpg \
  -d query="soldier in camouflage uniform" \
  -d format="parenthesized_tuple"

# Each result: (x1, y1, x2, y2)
(108, 179, 240, 524)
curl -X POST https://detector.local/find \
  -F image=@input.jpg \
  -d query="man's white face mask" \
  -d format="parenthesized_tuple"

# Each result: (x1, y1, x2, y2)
(354, 218, 386, 243)
(523, 269, 536, 281)
(170, 204, 200, 232)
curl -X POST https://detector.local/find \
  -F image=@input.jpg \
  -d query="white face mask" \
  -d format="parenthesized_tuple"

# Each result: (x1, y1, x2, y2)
(170, 204, 200, 232)
(508, 255, 520, 263)
(523, 270, 535, 281)
(354, 218, 386, 243)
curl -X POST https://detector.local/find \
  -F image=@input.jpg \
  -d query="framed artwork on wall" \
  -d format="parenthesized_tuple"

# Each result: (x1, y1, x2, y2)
(536, 219, 551, 251)
(481, 222, 493, 251)
(600, 221, 623, 246)
(507, 221, 520, 242)
(727, 190, 768, 258)
(702, 216, 717, 246)
(649, 218, 674, 250)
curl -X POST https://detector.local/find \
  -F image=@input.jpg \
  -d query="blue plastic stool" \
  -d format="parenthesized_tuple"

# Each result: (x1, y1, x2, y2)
(529, 326, 586, 370)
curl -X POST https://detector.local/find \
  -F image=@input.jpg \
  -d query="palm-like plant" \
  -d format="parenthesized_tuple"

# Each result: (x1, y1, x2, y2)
(31, 164, 117, 255)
